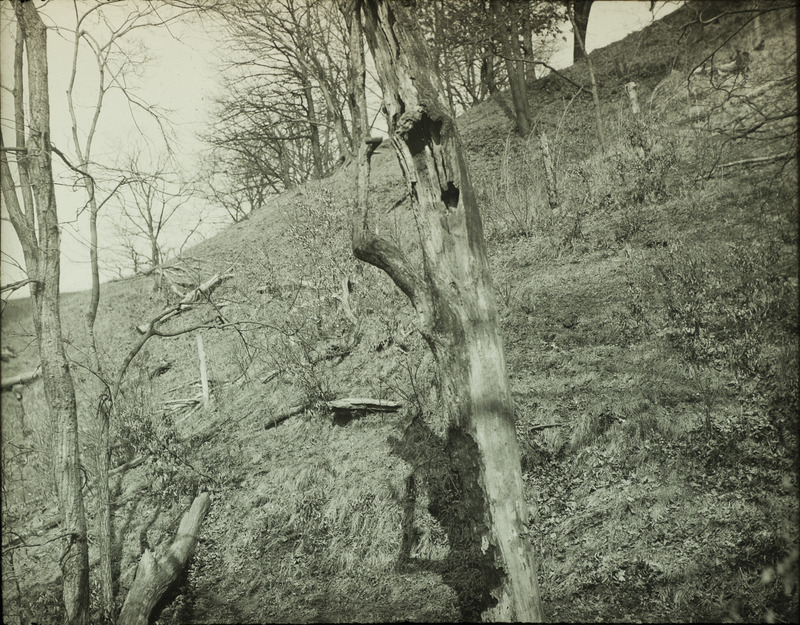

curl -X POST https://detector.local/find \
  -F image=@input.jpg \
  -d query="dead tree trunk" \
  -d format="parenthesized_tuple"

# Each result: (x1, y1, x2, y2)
(355, 1, 543, 620)
(118, 493, 211, 625)
(196, 334, 210, 411)
(539, 132, 559, 210)
(625, 81, 641, 117)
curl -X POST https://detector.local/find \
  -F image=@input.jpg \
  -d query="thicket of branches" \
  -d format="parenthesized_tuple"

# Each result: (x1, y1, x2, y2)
(202, 0, 569, 222)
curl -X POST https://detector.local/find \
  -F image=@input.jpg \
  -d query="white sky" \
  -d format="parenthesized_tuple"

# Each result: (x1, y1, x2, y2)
(0, 0, 682, 298)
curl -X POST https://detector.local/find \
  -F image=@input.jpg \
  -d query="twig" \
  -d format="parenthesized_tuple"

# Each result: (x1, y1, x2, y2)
(264, 403, 312, 430)
(528, 422, 565, 432)
(700, 151, 794, 180)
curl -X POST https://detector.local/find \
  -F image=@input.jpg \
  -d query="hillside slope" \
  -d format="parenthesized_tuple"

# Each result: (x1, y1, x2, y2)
(2, 2, 797, 623)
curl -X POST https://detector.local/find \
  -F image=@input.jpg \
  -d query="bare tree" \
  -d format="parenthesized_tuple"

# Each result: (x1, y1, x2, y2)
(62, 5, 184, 617)
(199, 152, 267, 222)
(353, 0, 543, 620)
(1, 2, 89, 622)
(212, 0, 356, 176)
(115, 152, 196, 275)
(684, 0, 796, 176)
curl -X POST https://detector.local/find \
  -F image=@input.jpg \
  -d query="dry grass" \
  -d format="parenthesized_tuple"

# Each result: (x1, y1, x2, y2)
(2, 2, 798, 622)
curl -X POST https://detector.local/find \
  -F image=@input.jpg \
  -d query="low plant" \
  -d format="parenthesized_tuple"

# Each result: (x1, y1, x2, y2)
(115, 379, 213, 498)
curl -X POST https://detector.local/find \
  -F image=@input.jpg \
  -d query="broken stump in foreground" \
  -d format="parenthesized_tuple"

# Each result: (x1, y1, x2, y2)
(118, 492, 211, 625)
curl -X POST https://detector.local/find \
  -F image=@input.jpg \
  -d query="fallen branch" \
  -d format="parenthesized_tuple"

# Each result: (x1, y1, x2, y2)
(136, 273, 232, 334)
(716, 151, 794, 170)
(263, 398, 403, 431)
(327, 397, 401, 414)
(166, 379, 201, 394)
(528, 422, 565, 432)
(261, 370, 280, 384)
(701, 151, 794, 180)
(264, 403, 312, 430)
(164, 397, 201, 411)
(118, 493, 211, 625)
(2, 513, 62, 550)
(1, 367, 41, 391)
(109, 456, 150, 477)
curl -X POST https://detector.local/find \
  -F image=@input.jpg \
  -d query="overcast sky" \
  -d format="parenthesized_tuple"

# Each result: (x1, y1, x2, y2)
(1, 1, 682, 298)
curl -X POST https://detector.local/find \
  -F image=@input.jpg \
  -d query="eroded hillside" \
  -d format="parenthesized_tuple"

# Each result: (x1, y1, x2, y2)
(2, 2, 797, 622)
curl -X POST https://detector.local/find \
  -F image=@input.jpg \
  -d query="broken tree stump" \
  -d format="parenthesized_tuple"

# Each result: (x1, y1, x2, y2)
(118, 493, 211, 625)
(625, 81, 641, 117)
(196, 334, 210, 411)
(539, 132, 559, 210)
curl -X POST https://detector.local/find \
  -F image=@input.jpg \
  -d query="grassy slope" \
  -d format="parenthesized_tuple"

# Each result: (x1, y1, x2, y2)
(2, 3, 798, 623)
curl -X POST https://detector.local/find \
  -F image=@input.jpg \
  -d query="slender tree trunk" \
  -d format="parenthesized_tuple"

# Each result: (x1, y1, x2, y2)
(342, 0, 366, 153)
(521, 11, 536, 84)
(493, 0, 531, 137)
(625, 81, 641, 117)
(569, 4, 605, 148)
(355, 1, 543, 620)
(316, 77, 353, 162)
(149, 233, 160, 271)
(299, 61, 324, 179)
(752, 13, 764, 49)
(480, 47, 498, 98)
(2, 549, 25, 625)
(480, 1, 498, 98)
(86, 210, 115, 624)
(279, 146, 293, 190)
(572, 0, 594, 65)
(95, 397, 114, 624)
(72, 125, 113, 623)
(10, 4, 91, 624)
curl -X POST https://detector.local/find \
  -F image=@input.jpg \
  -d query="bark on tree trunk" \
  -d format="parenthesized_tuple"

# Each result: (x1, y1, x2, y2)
(279, 146, 293, 191)
(521, 11, 537, 84)
(342, 0, 366, 154)
(355, 1, 543, 620)
(94, 395, 114, 624)
(572, 0, 594, 65)
(299, 60, 324, 179)
(9, 4, 91, 624)
(493, 0, 531, 137)
(118, 493, 211, 625)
